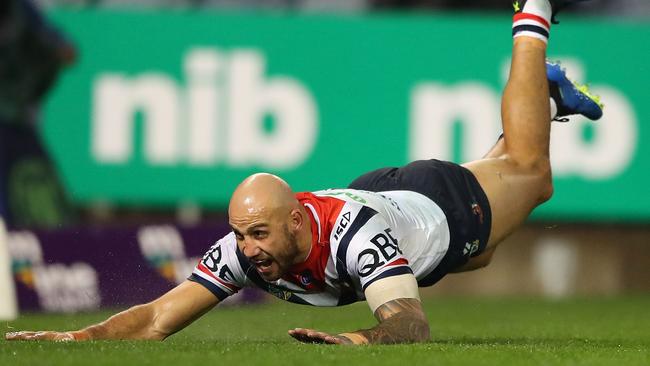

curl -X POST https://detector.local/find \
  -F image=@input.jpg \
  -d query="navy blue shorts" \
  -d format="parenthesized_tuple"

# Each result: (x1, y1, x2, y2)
(348, 159, 492, 286)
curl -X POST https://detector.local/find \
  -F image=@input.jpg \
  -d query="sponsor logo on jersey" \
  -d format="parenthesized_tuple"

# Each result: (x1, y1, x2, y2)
(358, 228, 404, 277)
(333, 211, 351, 241)
(299, 270, 312, 286)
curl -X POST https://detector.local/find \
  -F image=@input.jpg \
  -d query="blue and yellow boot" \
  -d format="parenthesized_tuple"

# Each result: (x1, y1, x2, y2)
(546, 61, 603, 121)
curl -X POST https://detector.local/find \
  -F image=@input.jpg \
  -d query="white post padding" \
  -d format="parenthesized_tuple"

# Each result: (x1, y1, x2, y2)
(0, 218, 18, 320)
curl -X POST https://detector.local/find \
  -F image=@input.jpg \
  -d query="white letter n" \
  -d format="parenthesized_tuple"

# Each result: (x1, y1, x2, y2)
(92, 74, 181, 164)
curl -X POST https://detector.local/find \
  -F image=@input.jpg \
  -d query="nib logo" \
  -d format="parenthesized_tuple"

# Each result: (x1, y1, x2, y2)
(93, 48, 318, 170)
(410, 57, 637, 180)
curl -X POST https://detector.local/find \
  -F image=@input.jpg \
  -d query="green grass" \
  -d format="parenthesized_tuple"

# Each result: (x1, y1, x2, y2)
(3, 296, 650, 365)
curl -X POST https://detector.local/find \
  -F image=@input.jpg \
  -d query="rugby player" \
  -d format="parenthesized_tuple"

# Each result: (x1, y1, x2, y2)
(6, 0, 602, 345)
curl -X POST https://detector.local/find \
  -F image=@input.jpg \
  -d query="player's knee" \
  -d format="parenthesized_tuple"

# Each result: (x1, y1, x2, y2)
(469, 256, 492, 271)
(514, 156, 553, 203)
(454, 248, 495, 272)
(475, 249, 495, 269)
(536, 161, 554, 203)
(539, 178, 554, 203)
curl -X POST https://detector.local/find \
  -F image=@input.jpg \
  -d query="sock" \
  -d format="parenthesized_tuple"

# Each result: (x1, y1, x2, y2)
(513, 0, 552, 43)
(549, 97, 558, 120)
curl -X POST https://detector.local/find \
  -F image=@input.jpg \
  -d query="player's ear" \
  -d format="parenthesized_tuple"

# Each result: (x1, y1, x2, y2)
(288, 208, 304, 231)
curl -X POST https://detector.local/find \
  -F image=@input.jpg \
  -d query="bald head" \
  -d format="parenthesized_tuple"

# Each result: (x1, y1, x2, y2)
(229, 173, 298, 219)
(228, 173, 312, 279)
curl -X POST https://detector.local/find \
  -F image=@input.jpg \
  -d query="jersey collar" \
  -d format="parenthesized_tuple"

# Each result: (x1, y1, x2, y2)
(284, 192, 344, 290)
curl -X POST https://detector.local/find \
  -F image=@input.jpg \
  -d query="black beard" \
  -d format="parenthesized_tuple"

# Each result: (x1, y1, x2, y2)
(276, 225, 300, 273)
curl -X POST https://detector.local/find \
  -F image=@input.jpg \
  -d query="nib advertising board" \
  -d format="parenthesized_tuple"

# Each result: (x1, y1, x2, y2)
(44, 10, 649, 222)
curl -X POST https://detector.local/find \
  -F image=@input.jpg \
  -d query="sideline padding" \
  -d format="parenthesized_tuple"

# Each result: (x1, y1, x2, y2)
(0, 218, 18, 320)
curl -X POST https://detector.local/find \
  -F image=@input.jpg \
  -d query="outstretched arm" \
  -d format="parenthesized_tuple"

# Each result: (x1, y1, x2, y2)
(289, 274, 430, 345)
(5, 280, 219, 341)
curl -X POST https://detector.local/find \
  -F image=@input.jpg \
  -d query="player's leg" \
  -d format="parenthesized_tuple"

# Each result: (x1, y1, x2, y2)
(482, 60, 604, 161)
(482, 135, 505, 159)
(463, 0, 556, 249)
(461, 68, 602, 271)
(464, 0, 602, 254)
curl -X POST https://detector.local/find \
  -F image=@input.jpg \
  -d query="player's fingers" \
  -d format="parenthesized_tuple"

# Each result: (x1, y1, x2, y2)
(288, 328, 308, 338)
(307, 331, 335, 344)
(290, 333, 323, 344)
(288, 327, 316, 337)
(54, 332, 76, 342)
(288, 328, 328, 344)
(288, 328, 312, 343)
(5, 331, 38, 340)
(23, 331, 54, 340)
(288, 333, 309, 343)
(306, 331, 330, 340)
(323, 335, 347, 345)
(30, 331, 61, 341)
(5, 331, 74, 341)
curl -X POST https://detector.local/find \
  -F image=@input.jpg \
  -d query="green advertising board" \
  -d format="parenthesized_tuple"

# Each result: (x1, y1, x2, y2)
(43, 9, 650, 221)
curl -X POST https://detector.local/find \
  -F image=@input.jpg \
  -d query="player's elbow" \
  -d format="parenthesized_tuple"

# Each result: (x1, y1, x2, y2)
(377, 309, 431, 344)
(406, 316, 431, 343)
(414, 318, 431, 343)
(143, 304, 175, 341)
(148, 315, 175, 341)
(145, 319, 170, 341)
(396, 311, 431, 343)
(134, 328, 167, 341)
(147, 329, 170, 341)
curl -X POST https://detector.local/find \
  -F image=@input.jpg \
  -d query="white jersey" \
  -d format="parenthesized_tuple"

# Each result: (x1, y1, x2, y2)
(190, 189, 450, 306)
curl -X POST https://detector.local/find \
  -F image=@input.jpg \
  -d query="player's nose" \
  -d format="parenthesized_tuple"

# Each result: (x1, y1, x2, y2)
(242, 239, 261, 258)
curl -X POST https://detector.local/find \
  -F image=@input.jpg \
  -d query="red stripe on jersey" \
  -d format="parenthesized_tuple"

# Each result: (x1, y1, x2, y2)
(513, 12, 550, 29)
(296, 192, 346, 245)
(197, 262, 240, 291)
(386, 258, 409, 267)
(286, 192, 347, 290)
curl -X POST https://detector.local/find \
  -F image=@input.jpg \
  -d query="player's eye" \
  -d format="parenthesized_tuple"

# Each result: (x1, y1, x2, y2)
(253, 230, 267, 239)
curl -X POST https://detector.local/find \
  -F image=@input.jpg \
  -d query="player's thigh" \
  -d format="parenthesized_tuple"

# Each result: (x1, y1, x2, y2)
(463, 157, 544, 248)
(452, 246, 496, 272)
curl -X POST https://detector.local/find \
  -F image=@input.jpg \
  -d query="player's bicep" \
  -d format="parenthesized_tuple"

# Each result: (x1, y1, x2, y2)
(351, 223, 413, 292)
(363, 273, 420, 315)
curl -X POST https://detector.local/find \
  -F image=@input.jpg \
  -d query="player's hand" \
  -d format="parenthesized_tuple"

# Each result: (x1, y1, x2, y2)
(5, 331, 81, 342)
(288, 328, 362, 345)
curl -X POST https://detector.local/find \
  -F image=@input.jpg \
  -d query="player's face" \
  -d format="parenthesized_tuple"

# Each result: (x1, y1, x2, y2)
(230, 213, 300, 281)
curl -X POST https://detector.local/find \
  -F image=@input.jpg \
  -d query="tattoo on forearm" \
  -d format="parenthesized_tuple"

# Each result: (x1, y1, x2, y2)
(355, 298, 430, 344)
(374, 298, 423, 322)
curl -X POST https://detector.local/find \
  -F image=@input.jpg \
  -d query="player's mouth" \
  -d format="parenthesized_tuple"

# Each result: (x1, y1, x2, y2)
(252, 259, 273, 273)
